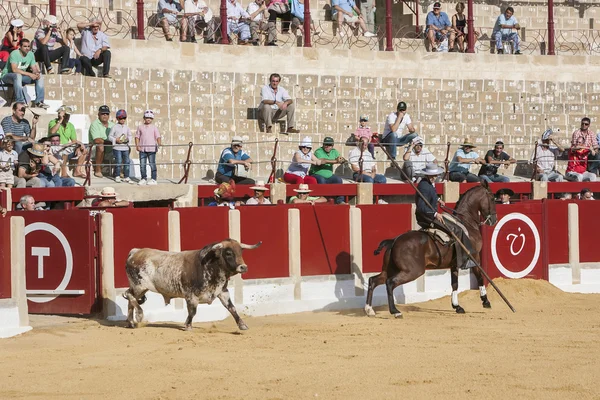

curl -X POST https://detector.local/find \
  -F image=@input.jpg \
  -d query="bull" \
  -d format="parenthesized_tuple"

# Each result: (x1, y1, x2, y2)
(123, 239, 261, 330)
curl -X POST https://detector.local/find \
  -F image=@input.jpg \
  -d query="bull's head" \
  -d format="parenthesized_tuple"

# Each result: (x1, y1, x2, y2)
(211, 240, 262, 274)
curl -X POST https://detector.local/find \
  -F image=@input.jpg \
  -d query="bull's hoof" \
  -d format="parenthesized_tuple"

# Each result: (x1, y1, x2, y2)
(127, 321, 136, 329)
(393, 312, 403, 319)
(364, 305, 376, 317)
(453, 305, 466, 314)
(138, 294, 147, 305)
(238, 323, 249, 331)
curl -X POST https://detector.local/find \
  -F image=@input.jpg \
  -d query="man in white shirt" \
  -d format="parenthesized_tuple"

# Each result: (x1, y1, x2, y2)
(381, 101, 417, 160)
(76, 19, 111, 78)
(247, 0, 276, 46)
(226, 0, 251, 44)
(532, 133, 564, 182)
(184, 0, 217, 43)
(349, 137, 386, 183)
(402, 136, 437, 182)
(258, 73, 300, 134)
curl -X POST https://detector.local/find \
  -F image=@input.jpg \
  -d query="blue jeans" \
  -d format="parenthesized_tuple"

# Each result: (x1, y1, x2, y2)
(381, 132, 417, 159)
(61, 177, 76, 187)
(312, 174, 345, 204)
(495, 31, 520, 52)
(140, 151, 157, 180)
(480, 174, 509, 183)
(114, 150, 131, 178)
(67, 58, 82, 73)
(38, 172, 62, 187)
(353, 172, 387, 183)
(1, 73, 45, 104)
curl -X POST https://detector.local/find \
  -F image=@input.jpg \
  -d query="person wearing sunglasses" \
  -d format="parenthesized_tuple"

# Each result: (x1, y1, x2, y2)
(216, 136, 255, 185)
(1, 101, 38, 154)
(284, 136, 323, 185)
(571, 117, 600, 176)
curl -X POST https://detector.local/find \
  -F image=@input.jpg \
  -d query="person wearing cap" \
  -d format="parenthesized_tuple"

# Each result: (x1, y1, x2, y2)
(108, 110, 133, 183)
(402, 136, 437, 183)
(92, 187, 130, 207)
(77, 19, 111, 78)
(571, 117, 600, 175)
(565, 136, 597, 183)
(15, 143, 50, 188)
(89, 105, 115, 178)
(532, 130, 564, 182)
(216, 136, 255, 185)
(136, 110, 162, 185)
(492, 6, 521, 55)
(33, 15, 71, 75)
(0, 19, 25, 64)
(49, 106, 88, 178)
(288, 183, 327, 204)
(579, 188, 594, 201)
(354, 115, 375, 158)
(349, 137, 386, 183)
(259, 73, 300, 134)
(426, 2, 456, 52)
(381, 101, 417, 160)
(309, 136, 345, 185)
(0, 38, 48, 110)
(284, 137, 323, 185)
(1, 101, 39, 155)
(448, 139, 484, 183)
(478, 141, 515, 183)
(496, 188, 514, 205)
(246, 180, 271, 205)
(331, 0, 376, 38)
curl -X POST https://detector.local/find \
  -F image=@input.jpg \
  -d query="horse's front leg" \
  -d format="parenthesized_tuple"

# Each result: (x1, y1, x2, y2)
(471, 253, 491, 308)
(450, 265, 465, 314)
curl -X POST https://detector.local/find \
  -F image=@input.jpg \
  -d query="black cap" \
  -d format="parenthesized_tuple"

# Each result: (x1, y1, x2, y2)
(47, 133, 60, 139)
(323, 137, 335, 145)
(433, 2, 441, 8)
(397, 101, 407, 111)
(98, 105, 110, 114)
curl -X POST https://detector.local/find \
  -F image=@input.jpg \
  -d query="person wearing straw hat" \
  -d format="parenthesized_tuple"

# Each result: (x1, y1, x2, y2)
(216, 135, 255, 185)
(92, 186, 130, 207)
(495, 188, 514, 204)
(246, 180, 271, 205)
(0, 19, 25, 63)
(284, 136, 323, 185)
(15, 143, 48, 188)
(33, 15, 71, 74)
(531, 129, 564, 182)
(448, 139, 484, 183)
(288, 183, 327, 204)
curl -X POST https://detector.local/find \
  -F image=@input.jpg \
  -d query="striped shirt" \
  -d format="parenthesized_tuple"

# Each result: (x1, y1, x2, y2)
(571, 129, 598, 148)
(0, 116, 31, 139)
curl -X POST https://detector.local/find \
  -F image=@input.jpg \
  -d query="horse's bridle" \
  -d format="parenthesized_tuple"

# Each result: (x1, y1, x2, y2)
(441, 188, 497, 228)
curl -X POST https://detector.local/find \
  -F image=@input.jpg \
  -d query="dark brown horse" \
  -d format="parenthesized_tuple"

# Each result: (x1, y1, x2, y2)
(364, 182, 498, 318)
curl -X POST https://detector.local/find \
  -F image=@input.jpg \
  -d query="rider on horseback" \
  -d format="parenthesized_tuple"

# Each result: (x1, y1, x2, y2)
(415, 163, 476, 270)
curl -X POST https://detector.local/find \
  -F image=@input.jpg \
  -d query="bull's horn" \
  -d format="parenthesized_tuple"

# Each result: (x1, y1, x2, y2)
(212, 243, 224, 250)
(240, 241, 262, 250)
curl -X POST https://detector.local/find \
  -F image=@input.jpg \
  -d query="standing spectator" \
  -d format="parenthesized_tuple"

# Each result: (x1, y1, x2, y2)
(226, 0, 252, 44)
(492, 6, 521, 55)
(331, 0, 376, 37)
(16, 143, 48, 188)
(496, 188, 513, 205)
(402, 136, 437, 182)
(77, 19, 111, 78)
(532, 132, 564, 182)
(0, 19, 25, 64)
(259, 73, 299, 134)
(381, 101, 417, 160)
(246, 180, 271, 205)
(0, 139, 17, 188)
(158, 0, 188, 42)
(215, 136, 255, 185)
(108, 109, 133, 183)
(63, 28, 83, 75)
(135, 110, 161, 186)
(565, 137, 597, 182)
(426, 2, 456, 52)
(309, 136, 346, 204)
(48, 105, 88, 178)
(448, 139, 484, 182)
(89, 105, 114, 178)
(349, 137, 386, 183)
(288, 184, 327, 204)
(247, 0, 274, 46)
(33, 15, 71, 74)
(1, 102, 38, 154)
(184, 0, 218, 43)
(284, 137, 322, 185)
(0, 39, 48, 109)
(571, 117, 600, 175)
(354, 114, 375, 157)
(478, 141, 515, 183)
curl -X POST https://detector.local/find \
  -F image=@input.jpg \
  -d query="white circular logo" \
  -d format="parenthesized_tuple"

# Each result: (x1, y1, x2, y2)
(490, 213, 540, 279)
(24, 222, 74, 303)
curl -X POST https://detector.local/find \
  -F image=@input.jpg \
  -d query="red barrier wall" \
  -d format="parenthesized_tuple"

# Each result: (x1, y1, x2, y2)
(578, 201, 600, 263)
(178, 207, 229, 251)
(108, 208, 170, 288)
(545, 200, 571, 265)
(358, 204, 413, 273)
(239, 206, 290, 279)
(0, 215, 11, 299)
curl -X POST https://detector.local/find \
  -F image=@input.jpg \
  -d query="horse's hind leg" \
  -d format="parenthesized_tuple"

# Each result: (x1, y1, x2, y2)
(450, 266, 465, 314)
(364, 271, 387, 317)
(471, 260, 491, 308)
(386, 271, 420, 318)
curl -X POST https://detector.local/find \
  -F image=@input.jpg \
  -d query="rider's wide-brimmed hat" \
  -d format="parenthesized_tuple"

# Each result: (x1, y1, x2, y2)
(496, 188, 514, 197)
(422, 163, 444, 176)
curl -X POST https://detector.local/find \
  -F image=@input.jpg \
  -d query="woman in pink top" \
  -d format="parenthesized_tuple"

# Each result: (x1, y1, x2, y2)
(354, 114, 375, 157)
(135, 110, 162, 186)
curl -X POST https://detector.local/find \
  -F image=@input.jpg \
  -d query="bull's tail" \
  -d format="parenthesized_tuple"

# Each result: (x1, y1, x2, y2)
(374, 239, 394, 256)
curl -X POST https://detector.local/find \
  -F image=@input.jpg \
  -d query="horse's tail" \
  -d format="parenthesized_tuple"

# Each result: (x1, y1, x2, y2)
(374, 239, 394, 256)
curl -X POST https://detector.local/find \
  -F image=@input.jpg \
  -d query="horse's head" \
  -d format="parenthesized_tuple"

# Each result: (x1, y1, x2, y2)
(479, 180, 497, 226)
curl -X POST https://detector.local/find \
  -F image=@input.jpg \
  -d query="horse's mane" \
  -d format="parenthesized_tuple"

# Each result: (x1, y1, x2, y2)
(454, 184, 488, 214)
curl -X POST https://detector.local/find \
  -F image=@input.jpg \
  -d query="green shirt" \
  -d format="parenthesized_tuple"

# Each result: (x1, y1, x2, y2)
(309, 147, 340, 179)
(48, 120, 77, 144)
(1, 50, 36, 78)
(89, 118, 115, 142)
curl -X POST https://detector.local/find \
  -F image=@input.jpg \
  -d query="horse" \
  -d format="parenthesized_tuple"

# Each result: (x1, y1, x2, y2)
(364, 181, 498, 318)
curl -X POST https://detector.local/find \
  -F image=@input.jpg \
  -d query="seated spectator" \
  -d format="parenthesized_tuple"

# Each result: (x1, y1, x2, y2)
(39, 137, 74, 187)
(135, 110, 161, 186)
(565, 137, 597, 182)
(559, 192, 572, 201)
(381, 101, 417, 160)
(33, 15, 71, 74)
(0, 19, 24, 64)
(108, 109, 133, 183)
(16, 143, 49, 188)
(288, 183, 327, 204)
(246, 180, 271, 205)
(426, 2, 456, 52)
(0, 39, 49, 109)
(259, 73, 299, 134)
(0, 139, 17, 188)
(284, 137, 322, 185)
(290, 0, 319, 38)
(89, 105, 114, 178)
(216, 136, 255, 185)
(492, 6, 521, 55)
(158, 0, 188, 42)
(478, 141, 515, 183)
(451, 2, 478, 52)
(402, 136, 437, 182)
(64, 28, 83, 75)
(247, 0, 274, 46)
(1, 102, 38, 154)
(448, 140, 484, 182)
(331, 0, 376, 37)
(532, 131, 564, 182)
(184, 0, 218, 43)
(579, 188, 594, 201)
(309, 137, 345, 184)
(19, 194, 45, 211)
(226, 0, 252, 44)
(349, 137, 386, 183)
(496, 188, 513, 204)
(354, 114, 375, 158)
(92, 187, 130, 207)
(48, 105, 88, 178)
(266, 0, 292, 35)
(208, 181, 241, 208)
(77, 19, 111, 78)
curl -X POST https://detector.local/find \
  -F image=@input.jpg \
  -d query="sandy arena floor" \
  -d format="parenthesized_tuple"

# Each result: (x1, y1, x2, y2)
(2, 279, 600, 400)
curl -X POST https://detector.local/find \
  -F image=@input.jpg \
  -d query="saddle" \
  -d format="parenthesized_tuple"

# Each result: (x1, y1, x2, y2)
(421, 227, 453, 246)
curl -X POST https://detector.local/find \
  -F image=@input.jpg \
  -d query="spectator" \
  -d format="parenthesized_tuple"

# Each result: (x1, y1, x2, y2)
(135, 110, 161, 186)
(309, 136, 346, 204)
(478, 141, 515, 183)
(226, 0, 252, 45)
(19, 195, 44, 211)
(565, 137, 597, 182)
(331, 0, 376, 37)
(89, 105, 114, 178)
(354, 114, 375, 157)
(381, 101, 417, 160)
(426, 2, 456, 52)
(402, 136, 437, 182)
(77, 19, 111, 78)
(290, 0, 320, 39)
(284, 137, 322, 185)
(92, 187, 130, 207)
(246, 180, 271, 205)
(259, 73, 299, 134)
(108, 109, 133, 183)
(63, 28, 83, 75)
(349, 137, 386, 183)
(247, 0, 274, 46)
(496, 188, 513, 204)
(39, 137, 75, 187)
(452, 2, 478, 52)
(216, 136, 255, 185)
(0, 19, 25, 64)
(0, 139, 17, 188)
(0, 205, 6, 217)
(158, 0, 188, 42)
(33, 15, 71, 74)
(559, 192, 572, 200)
(1, 102, 38, 154)
(579, 188, 594, 201)
(357, 0, 375, 34)
(48, 105, 88, 178)
(532, 131, 564, 182)
(572, 117, 599, 175)
(288, 183, 327, 204)
(16, 143, 47, 188)
(184, 0, 218, 43)
(492, 6, 521, 55)
(266, 0, 292, 35)
(0, 39, 48, 109)
(208, 181, 240, 208)
(448, 139, 484, 182)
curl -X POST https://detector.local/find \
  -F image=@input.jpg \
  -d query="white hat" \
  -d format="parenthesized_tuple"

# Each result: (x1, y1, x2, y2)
(45, 15, 58, 25)
(231, 136, 243, 145)
(542, 129, 552, 141)
(300, 137, 312, 148)
(11, 19, 24, 28)
(143, 110, 154, 119)
(422, 163, 444, 176)
(100, 187, 117, 198)
(412, 136, 424, 145)
(293, 183, 312, 193)
(250, 180, 269, 191)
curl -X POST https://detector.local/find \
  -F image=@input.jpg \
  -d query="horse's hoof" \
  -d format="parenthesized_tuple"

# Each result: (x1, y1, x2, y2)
(364, 305, 376, 317)
(482, 300, 491, 309)
(393, 312, 403, 319)
(453, 305, 465, 314)
(238, 323, 249, 331)
(183, 325, 193, 331)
